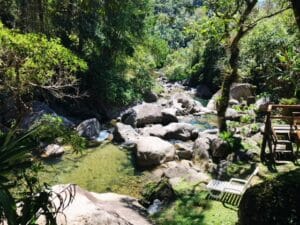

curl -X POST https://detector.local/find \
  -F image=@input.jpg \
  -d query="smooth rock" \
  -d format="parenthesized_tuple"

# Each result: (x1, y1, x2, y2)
(121, 103, 164, 127)
(41, 144, 64, 158)
(113, 122, 139, 143)
(37, 184, 152, 225)
(211, 138, 230, 159)
(136, 136, 175, 167)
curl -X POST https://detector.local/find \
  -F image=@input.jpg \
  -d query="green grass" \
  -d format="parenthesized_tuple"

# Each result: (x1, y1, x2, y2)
(153, 192, 238, 225)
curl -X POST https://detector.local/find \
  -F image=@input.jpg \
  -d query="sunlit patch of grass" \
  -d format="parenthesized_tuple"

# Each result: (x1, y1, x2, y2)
(153, 191, 238, 225)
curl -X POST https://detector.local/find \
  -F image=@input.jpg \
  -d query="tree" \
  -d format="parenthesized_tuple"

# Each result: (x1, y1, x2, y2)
(291, 0, 300, 29)
(0, 22, 87, 113)
(205, 0, 291, 131)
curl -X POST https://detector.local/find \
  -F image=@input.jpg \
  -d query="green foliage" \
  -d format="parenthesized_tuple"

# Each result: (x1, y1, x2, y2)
(0, 128, 57, 225)
(241, 9, 299, 100)
(31, 114, 87, 153)
(0, 22, 87, 109)
(219, 131, 241, 151)
(239, 168, 300, 225)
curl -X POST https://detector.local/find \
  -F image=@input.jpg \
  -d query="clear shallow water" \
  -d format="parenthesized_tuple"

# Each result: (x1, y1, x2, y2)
(39, 143, 148, 197)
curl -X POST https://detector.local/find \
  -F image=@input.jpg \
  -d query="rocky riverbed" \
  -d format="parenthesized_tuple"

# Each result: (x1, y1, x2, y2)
(35, 77, 264, 225)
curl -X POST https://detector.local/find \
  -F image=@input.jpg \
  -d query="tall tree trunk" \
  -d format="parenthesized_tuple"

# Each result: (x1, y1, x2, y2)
(217, 35, 241, 132)
(291, 0, 300, 30)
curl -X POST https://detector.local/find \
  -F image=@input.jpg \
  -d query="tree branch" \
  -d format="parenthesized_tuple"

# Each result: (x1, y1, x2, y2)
(245, 6, 291, 32)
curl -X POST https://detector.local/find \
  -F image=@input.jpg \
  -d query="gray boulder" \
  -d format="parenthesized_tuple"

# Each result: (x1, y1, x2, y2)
(255, 96, 271, 112)
(164, 123, 198, 141)
(76, 118, 101, 139)
(162, 161, 210, 190)
(21, 101, 74, 130)
(41, 144, 64, 158)
(225, 108, 241, 120)
(136, 136, 175, 167)
(171, 93, 196, 115)
(121, 103, 164, 127)
(206, 83, 256, 110)
(211, 138, 231, 159)
(161, 108, 178, 124)
(113, 122, 139, 143)
(37, 184, 152, 225)
(193, 137, 210, 160)
(174, 142, 194, 160)
(139, 122, 198, 141)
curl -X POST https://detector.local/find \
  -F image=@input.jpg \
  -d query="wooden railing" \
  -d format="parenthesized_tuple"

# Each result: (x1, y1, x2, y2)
(261, 104, 300, 162)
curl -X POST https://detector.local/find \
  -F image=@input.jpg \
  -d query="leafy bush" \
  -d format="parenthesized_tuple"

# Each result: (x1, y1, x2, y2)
(31, 114, 86, 153)
(239, 169, 300, 225)
(0, 22, 87, 110)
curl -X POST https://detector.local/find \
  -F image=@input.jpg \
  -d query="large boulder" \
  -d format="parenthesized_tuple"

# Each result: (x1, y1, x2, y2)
(193, 137, 211, 161)
(161, 108, 178, 124)
(21, 101, 74, 130)
(210, 137, 231, 159)
(230, 83, 255, 101)
(113, 122, 139, 143)
(174, 142, 194, 160)
(136, 136, 175, 167)
(207, 83, 255, 111)
(38, 184, 152, 225)
(161, 161, 210, 190)
(171, 93, 200, 115)
(121, 103, 164, 127)
(139, 123, 198, 141)
(76, 118, 101, 139)
(164, 123, 199, 141)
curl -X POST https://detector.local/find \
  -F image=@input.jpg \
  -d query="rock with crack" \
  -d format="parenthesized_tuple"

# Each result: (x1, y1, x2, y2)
(37, 184, 152, 225)
(136, 136, 175, 167)
(113, 122, 139, 144)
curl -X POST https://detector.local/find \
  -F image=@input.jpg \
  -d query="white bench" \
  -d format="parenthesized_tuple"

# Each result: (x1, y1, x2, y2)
(206, 167, 259, 199)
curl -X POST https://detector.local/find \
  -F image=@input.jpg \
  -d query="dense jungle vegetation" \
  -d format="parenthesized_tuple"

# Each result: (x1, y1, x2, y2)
(0, 0, 300, 224)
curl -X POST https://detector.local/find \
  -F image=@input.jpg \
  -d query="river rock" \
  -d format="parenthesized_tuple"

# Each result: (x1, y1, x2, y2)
(139, 122, 198, 141)
(37, 184, 152, 225)
(139, 124, 166, 138)
(136, 136, 175, 167)
(113, 122, 139, 143)
(255, 96, 271, 112)
(170, 93, 196, 115)
(41, 144, 64, 158)
(225, 108, 241, 120)
(206, 83, 256, 110)
(121, 103, 164, 127)
(76, 118, 101, 139)
(193, 137, 210, 160)
(21, 101, 74, 130)
(211, 138, 230, 159)
(175, 142, 194, 160)
(162, 161, 210, 190)
(143, 90, 158, 103)
(163, 123, 198, 141)
(161, 108, 178, 124)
